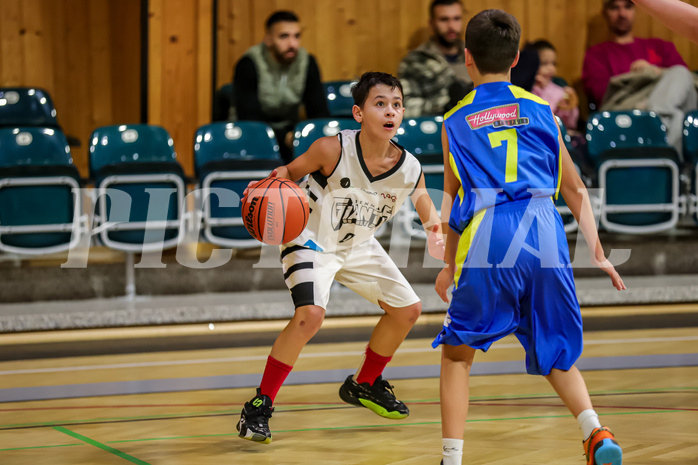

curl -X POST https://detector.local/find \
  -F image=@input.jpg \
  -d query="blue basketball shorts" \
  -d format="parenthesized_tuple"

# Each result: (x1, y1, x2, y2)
(432, 197, 583, 376)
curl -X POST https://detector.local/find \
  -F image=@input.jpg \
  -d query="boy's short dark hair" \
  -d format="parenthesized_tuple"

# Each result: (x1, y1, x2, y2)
(603, 0, 634, 10)
(265, 11, 299, 30)
(430, 0, 463, 18)
(524, 39, 556, 53)
(351, 72, 404, 108)
(465, 9, 521, 75)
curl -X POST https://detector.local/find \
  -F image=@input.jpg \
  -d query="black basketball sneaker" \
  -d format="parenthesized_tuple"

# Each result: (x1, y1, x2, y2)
(237, 389, 274, 444)
(338, 374, 409, 419)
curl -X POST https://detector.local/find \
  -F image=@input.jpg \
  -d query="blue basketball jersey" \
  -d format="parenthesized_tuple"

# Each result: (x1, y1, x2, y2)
(444, 81, 562, 234)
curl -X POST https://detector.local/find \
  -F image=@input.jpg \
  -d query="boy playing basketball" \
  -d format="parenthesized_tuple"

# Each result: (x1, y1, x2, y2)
(433, 10, 626, 465)
(237, 72, 444, 444)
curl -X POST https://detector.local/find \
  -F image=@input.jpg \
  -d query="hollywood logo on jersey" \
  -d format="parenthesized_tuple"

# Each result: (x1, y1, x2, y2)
(331, 196, 393, 231)
(466, 103, 529, 130)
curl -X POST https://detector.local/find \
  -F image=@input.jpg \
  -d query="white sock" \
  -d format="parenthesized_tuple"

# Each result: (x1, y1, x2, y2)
(577, 409, 601, 440)
(442, 438, 463, 465)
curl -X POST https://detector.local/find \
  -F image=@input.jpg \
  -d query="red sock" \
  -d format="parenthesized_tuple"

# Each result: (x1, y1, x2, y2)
(259, 356, 293, 402)
(355, 346, 392, 385)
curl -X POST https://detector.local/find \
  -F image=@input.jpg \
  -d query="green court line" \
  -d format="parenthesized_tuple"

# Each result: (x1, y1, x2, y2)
(409, 385, 698, 403)
(0, 404, 344, 430)
(2, 384, 696, 430)
(107, 433, 234, 444)
(0, 410, 237, 429)
(273, 408, 681, 433)
(0, 443, 83, 452)
(1, 408, 682, 452)
(53, 426, 150, 464)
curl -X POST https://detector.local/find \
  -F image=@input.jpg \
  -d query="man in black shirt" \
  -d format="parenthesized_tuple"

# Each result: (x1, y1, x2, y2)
(233, 11, 329, 161)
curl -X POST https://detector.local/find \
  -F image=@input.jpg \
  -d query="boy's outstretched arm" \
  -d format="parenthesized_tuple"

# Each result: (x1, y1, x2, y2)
(632, 0, 698, 44)
(243, 136, 341, 195)
(557, 133, 626, 291)
(435, 125, 463, 303)
(411, 173, 445, 260)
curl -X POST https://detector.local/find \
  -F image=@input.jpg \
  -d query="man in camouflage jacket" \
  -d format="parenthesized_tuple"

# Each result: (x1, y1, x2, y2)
(398, 0, 472, 117)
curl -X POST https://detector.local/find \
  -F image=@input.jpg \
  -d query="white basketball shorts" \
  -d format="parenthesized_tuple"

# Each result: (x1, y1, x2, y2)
(280, 237, 420, 310)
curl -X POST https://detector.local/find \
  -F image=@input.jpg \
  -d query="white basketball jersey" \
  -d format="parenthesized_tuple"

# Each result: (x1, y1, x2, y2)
(291, 129, 423, 252)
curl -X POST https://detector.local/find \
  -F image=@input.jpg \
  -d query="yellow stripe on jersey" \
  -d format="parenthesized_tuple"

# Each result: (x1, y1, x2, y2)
(449, 151, 465, 201)
(507, 85, 550, 106)
(453, 208, 486, 288)
(445, 90, 477, 120)
(555, 142, 563, 201)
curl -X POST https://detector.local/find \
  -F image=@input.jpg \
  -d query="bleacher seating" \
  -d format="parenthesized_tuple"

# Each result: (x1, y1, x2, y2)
(587, 110, 683, 234)
(89, 124, 186, 252)
(391, 116, 444, 239)
(324, 81, 356, 117)
(554, 116, 581, 233)
(0, 88, 58, 128)
(3, 98, 698, 261)
(293, 118, 360, 157)
(0, 127, 85, 254)
(684, 111, 698, 223)
(194, 122, 282, 248)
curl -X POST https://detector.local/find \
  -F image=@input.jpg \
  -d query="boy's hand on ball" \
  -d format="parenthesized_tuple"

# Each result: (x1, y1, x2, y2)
(243, 170, 279, 198)
(243, 180, 261, 199)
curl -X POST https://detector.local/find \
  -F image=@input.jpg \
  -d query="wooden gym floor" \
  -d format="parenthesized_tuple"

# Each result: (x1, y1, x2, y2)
(0, 307, 696, 464)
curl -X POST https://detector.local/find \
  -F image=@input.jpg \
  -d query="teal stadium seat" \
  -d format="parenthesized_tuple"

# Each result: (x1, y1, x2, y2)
(554, 116, 581, 233)
(586, 110, 683, 234)
(0, 127, 84, 254)
(0, 88, 58, 128)
(391, 116, 445, 239)
(89, 124, 186, 252)
(324, 81, 356, 118)
(555, 115, 575, 154)
(293, 118, 360, 157)
(194, 122, 282, 248)
(684, 111, 698, 223)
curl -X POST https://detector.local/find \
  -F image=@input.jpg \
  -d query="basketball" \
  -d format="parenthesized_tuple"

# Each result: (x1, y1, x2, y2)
(241, 177, 310, 245)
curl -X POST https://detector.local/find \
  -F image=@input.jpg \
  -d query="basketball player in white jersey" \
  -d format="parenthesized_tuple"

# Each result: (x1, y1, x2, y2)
(237, 72, 444, 444)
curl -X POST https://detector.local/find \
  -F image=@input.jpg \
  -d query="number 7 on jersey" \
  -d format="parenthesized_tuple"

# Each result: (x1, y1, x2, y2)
(488, 129, 518, 183)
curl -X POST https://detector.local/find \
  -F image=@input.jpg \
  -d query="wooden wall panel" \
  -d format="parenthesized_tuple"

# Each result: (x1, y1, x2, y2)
(0, 0, 141, 177)
(148, 0, 212, 177)
(1, 0, 696, 178)
(109, 0, 142, 126)
(216, 0, 698, 92)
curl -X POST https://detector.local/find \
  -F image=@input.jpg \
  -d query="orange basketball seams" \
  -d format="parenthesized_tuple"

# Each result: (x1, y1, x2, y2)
(242, 177, 309, 245)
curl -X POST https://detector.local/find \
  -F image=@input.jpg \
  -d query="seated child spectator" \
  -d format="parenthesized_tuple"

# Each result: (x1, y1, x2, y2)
(526, 40, 580, 132)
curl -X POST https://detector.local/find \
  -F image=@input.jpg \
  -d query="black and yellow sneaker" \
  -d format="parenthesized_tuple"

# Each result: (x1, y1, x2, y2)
(338, 374, 409, 419)
(236, 389, 274, 444)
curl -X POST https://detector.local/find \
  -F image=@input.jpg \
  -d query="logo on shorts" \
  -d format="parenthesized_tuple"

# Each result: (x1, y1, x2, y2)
(466, 104, 529, 130)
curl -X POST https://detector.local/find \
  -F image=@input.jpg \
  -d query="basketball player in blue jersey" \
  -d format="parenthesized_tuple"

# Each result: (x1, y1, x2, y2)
(236, 72, 444, 444)
(432, 10, 626, 465)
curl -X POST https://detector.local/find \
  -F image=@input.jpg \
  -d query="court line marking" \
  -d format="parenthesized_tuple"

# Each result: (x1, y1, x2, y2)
(0, 409, 683, 453)
(3, 335, 698, 376)
(1, 386, 696, 412)
(0, 443, 83, 452)
(2, 353, 697, 403)
(1, 387, 695, 430)
(53, 426, 151, 464)
(6, 385, 698, 412)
